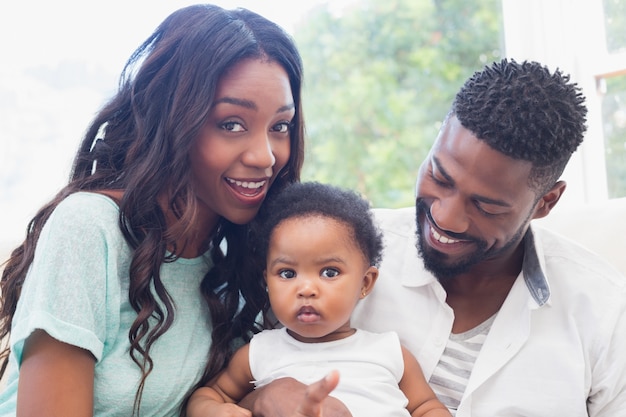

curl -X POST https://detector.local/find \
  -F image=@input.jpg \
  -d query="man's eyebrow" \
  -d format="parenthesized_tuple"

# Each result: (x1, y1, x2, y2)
(214, 98, 295, 114)
(432, 156, 454, 184)
(433, 156, 512, 208)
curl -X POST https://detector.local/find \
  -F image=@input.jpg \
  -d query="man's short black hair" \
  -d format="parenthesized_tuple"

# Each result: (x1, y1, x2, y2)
(452, 59, 588, 192)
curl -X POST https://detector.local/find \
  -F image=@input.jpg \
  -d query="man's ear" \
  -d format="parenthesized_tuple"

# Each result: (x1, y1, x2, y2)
(532, 180, 567, 220)
(360, 266, 379, 299)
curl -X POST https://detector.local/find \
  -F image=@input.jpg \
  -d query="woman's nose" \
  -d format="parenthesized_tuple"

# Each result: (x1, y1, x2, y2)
(242, 132, 276, 170)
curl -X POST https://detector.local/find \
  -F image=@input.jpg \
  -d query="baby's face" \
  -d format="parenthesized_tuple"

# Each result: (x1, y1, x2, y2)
(265, 215, 376, 343)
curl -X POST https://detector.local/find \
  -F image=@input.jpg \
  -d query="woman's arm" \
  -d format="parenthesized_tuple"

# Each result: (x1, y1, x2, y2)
(17, 329, 95, 417)
(399, 346, 452, 417)
(239, 370, 351, 417)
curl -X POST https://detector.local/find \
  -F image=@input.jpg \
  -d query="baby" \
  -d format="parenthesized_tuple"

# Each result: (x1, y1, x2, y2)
(186, 182, 451, 417)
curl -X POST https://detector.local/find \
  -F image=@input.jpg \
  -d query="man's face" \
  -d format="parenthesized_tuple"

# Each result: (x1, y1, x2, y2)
(414, 116, 540, 280)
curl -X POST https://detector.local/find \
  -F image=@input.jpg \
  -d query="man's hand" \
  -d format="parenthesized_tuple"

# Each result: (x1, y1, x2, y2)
(240, 371, 351, 417)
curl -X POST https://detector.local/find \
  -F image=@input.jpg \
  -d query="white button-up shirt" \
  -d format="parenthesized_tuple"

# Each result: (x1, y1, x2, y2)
(353, 207, 626, 417)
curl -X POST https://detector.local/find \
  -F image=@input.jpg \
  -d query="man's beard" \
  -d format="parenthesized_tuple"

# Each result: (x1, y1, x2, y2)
(414, 199, 526, 281)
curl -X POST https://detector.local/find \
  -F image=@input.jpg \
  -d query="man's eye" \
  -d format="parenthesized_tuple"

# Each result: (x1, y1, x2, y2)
(475, 203, 501, 217)
(431, 173, 449, 187)
(279, 269, 296, 279)
(221, 121, 245, 132)
(429, 163, 451, 188)
(321, 268, 339, 278)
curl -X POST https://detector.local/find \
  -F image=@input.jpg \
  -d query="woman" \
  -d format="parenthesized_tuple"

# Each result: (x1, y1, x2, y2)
(0, 4, 304, 416)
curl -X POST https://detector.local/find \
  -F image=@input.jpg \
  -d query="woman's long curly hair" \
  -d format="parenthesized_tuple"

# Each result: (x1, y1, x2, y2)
(0, 4, 304, 415)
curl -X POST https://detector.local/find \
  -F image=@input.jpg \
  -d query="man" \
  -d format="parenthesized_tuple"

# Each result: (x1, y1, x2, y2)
(353, 59, 626, 416)
(247, 59, 626, 417)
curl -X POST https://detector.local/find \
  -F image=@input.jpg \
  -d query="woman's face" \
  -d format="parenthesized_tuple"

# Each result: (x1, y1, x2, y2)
(190, 58, 294, 226)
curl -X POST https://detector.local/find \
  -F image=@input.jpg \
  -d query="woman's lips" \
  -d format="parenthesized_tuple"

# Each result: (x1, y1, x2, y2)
(226, 177, 267, 197)
(225, 177, 270, 205)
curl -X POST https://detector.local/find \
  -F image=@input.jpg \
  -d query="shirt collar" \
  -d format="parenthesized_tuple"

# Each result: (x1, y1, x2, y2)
(401, 216, 552, 306)
(521, 226, 551, 306)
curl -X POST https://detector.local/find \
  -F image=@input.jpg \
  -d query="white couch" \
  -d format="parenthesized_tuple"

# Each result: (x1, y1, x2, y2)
(532, 197, 626, 276)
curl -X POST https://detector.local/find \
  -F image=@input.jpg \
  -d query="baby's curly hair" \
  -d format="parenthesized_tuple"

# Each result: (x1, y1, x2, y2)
(452, 59, 588, 192)
(252, 182, 384, 268)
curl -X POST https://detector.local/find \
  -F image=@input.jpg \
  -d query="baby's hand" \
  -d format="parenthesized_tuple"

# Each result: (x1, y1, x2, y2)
(295, 370, 343, 417)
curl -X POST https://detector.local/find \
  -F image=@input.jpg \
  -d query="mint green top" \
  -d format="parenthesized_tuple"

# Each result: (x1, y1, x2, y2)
(0, 192, 213, 416)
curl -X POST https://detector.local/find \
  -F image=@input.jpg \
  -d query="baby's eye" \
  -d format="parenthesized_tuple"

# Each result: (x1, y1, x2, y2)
(279, 269, 296, 279)
(271, 121, 292, 133)
(221, 121, 246, 132)
(321, 268, 339, 278)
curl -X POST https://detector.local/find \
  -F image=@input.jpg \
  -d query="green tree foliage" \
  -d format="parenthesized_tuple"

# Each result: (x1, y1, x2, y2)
(604, 0, 626, 53)
(294, 0, 502, 207)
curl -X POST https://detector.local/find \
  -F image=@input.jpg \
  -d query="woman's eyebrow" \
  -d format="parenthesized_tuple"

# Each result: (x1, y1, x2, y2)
(214, 96, 256, 110)
(213, 98, 295, 114)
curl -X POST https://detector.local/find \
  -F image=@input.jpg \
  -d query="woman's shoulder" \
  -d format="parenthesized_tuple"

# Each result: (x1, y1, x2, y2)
(48, 192, 121, 234)
(56, 192, 120, 217)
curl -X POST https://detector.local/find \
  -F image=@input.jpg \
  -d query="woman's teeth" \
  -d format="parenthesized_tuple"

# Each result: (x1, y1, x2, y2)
(226, 178, 266, 189)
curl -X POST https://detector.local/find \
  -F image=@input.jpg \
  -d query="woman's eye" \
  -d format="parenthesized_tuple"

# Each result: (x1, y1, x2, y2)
(272, 121, 291, 133)
(221, 121, 245, 132)
(279, 269, 296, 279)
(321, 268, 339, 278)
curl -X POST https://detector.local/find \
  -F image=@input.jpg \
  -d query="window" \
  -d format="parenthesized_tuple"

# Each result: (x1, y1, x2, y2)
(502, 0, 626, 205)
(599, 72, 626, 198)
(599, 0, 626, 198)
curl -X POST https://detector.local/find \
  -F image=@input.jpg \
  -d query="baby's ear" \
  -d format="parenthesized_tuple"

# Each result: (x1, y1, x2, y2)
(360, 266, 379, 298)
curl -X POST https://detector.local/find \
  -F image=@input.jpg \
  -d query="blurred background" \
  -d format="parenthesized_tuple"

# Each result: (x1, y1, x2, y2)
(1, 0, 625, 263)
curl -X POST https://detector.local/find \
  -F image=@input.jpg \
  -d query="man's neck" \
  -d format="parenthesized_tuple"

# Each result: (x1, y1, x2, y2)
(441, 243, 525, 333)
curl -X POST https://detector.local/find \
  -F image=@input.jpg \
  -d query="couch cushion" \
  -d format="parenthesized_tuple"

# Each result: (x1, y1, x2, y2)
(532, 197, 626, 276)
